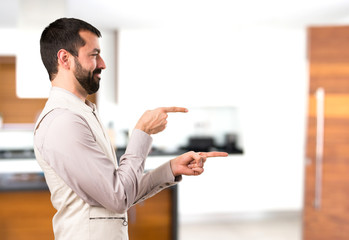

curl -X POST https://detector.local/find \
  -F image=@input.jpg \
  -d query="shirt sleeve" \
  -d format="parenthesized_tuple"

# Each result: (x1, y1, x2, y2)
(119, 134, 182, 205)
(34, 108, 179, 214)
(132, 161, 182, 204)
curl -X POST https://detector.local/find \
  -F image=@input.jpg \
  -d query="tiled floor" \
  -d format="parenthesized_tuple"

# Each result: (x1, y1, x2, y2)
(179, 212, 302, 240)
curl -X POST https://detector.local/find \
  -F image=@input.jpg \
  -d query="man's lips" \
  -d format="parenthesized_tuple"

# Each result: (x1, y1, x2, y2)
(93, 69, 102, 79)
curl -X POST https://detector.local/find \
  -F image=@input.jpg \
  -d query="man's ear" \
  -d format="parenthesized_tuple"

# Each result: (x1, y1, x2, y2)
(57, 49, 71, 70)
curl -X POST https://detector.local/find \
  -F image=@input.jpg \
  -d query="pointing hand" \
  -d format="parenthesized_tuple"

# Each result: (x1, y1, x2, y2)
(170, 151, 228, 176)
(135, 107, 188, 135)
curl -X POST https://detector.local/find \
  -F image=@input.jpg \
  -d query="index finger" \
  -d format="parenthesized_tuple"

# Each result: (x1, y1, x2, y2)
(199, 152, 229, 158)
(161, 107, 188, 113)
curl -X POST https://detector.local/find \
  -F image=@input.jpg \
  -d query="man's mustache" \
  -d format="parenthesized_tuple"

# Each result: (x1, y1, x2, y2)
(93, 69, 102, 74)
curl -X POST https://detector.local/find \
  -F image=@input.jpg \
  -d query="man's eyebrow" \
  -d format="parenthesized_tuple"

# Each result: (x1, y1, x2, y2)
(90, 48, 101, 54)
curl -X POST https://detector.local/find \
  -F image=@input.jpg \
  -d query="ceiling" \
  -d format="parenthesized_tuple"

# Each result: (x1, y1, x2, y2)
(1, 0, 349, 30)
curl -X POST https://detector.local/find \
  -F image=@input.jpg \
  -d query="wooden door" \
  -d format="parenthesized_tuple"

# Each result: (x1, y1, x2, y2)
(303, 26, 349, 240)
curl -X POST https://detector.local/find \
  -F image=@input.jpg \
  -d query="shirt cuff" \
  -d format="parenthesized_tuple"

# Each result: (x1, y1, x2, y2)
(150, 161, 182, 187)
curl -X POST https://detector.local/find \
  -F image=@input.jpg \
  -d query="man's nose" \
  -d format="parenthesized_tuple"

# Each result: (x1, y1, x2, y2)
(97, 55, 106, 69)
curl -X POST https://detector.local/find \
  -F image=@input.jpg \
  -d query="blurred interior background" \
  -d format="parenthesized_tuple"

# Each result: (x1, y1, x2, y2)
(1, 0, 349, 239)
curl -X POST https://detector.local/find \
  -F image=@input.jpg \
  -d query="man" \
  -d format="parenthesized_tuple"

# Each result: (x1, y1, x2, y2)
(34, 18, 227, 240)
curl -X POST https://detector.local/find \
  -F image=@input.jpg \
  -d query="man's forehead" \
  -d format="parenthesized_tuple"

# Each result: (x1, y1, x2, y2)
(79, 30, 101, 50)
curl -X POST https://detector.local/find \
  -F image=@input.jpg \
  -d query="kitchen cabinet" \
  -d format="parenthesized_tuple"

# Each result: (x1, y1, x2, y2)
(303, 26, 349, 240)
(0, 184, 176, 240)
(128, 186, 178, 240)
(0, 191, 55, 240)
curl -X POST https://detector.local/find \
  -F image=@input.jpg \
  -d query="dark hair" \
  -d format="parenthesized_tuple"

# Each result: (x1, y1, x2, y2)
(40, 18, 101, 81)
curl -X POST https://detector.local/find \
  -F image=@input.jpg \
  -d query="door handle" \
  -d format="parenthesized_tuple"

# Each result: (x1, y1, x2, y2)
(314, 87, 324, 210)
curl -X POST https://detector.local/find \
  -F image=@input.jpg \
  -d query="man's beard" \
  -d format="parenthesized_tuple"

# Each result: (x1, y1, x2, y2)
(74, 58, 101, 95)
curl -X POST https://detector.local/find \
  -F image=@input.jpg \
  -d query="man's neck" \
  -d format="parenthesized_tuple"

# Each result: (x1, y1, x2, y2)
(51, 77, 87, 102)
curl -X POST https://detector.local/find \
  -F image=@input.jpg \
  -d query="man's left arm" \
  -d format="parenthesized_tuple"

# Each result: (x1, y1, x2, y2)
(131, 151, 228, 204)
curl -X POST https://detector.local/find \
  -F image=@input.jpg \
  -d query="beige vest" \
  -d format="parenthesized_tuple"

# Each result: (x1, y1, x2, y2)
(34, 88, 128, 240)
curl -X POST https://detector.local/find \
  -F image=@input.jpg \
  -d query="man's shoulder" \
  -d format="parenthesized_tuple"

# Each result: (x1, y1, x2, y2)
(43, 108, 82, 125)
(37, 108, 89, 135)
(34, 108, 92, 148)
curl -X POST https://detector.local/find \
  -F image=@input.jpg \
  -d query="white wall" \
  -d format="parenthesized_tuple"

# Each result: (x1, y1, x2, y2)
(112, 25, 308, 219)
(0, 29, 17, 55)
(16, 29, 51, 98)
(0, 28, 50, 98)
(118, 27, 245, 108)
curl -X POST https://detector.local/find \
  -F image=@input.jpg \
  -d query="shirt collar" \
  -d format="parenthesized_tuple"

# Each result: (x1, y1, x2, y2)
(50, 87, 96, 112)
